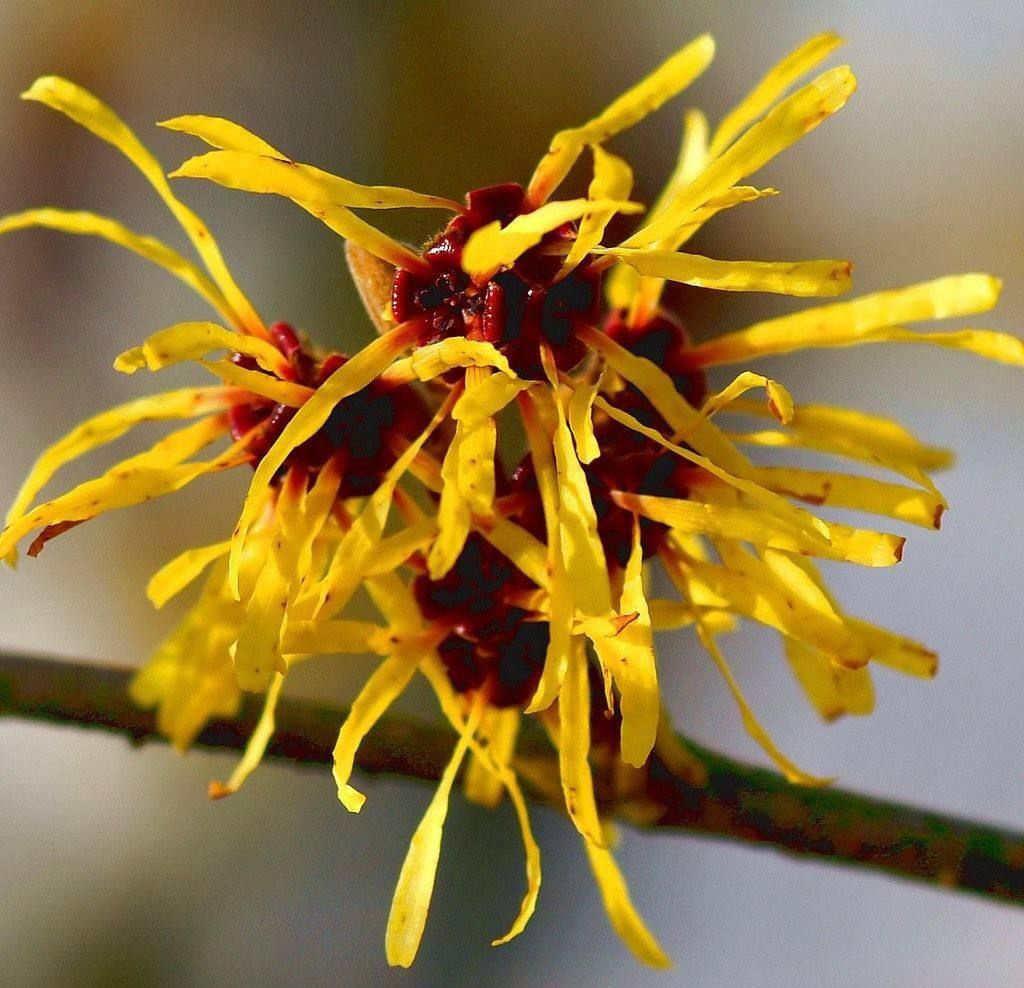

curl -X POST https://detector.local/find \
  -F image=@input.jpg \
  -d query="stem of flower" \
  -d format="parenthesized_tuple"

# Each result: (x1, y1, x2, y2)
(3, 650, 1023, 907)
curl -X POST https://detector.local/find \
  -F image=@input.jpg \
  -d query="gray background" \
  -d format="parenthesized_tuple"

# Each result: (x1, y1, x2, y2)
(2, 2, 1024, 985)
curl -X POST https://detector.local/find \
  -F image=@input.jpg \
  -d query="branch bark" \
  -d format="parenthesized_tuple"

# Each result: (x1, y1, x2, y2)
(4, 650, 1024, 907)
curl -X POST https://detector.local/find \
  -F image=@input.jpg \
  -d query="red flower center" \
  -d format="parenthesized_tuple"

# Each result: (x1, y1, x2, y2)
(228, 322, 428, 494)
(392, 184, 600, 380)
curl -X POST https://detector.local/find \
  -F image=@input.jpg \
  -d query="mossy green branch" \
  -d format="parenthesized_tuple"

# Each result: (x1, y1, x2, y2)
(3, 650, 1024, 906)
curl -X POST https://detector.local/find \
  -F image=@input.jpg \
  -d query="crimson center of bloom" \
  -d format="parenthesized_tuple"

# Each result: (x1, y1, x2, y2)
(228, 321, 428, 494)
(392, 183, 601, 380)
(413, 533, 549, 707)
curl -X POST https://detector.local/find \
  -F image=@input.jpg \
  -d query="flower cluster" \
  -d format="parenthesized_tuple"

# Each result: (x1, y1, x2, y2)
(3, 32, 1022, 968)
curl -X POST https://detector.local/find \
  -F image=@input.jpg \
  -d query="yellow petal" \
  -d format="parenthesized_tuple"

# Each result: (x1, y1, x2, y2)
(693, 621, 832, 786)
(385, 693, 484, 968)
(567, 376, 602, 463)
(584, 841, 671, 969)
(625, 66, 856, 248)
(365, 570, 427, 632)
(115, 321, 289, 378)
(589, 523, 659, 766)
(0, 416, 237, 560)
(464, 706, 520, 809)
(198, 359, 313, 406)
(710, 32, 844, 155)
(527, 551, 571, 713)
(657, 108, 711, 212)
(847, 618, 937, 679)
(396, 338, 516, 382)
(518, 390, 572, 711)
(0, 208, 239, 329)
(409, 672, 541, 949)
(662, 546, 872, 668)
(601, 248, 852, 297)
(479, 517, 551, 591)
(489, 762, 542, 947)
(461, 198, 643, 279)
(542, 375, 612, 617)
(558, 640, 606, 847)
(229, 321, 420, 594)
(688, 274, 1003, 366)
(22, 76, 264, 335)
(363, 519, 439, 577)
(551, 422, 612, 615)
(158, 114, 284, 156)
(724, 399, 953, 473)
(864, 326, 1024, 366)
(233, 477, 304, 691)
(147, 540, 230, 609)
(170, 150, 451, 271)
(625, 491, 904, 567)
(333, 647, 423, 812)
(700, 370, 794, 424)
(451, 372, 530, 422)
(728, 400, 950, 466)
(426, 424, 473, 580)
(562, 146, 634, 274)
(727, 430, 945, 500)
(784, 638, 874, 722)
(171, 148, 461, 211)
(4, 387, 233, 538)
(282, 620, 391, 656)
(527, 34, 715, 204)
(753, 465, 945, 530)
(209, 671, 285, 798)
(456, 413, 497, 518)
(649, 598, 702, 630)
(131, 557, 242, 750)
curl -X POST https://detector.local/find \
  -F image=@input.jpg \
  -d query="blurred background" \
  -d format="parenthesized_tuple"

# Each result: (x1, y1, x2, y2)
(2, 1, 1024, 985)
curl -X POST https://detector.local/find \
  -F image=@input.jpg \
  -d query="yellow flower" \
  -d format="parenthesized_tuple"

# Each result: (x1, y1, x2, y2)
(6, 27, 1024, 973)
(162, 30, 1024, 966)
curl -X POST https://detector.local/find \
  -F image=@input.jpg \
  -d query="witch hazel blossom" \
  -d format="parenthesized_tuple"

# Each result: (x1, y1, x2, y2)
(2, 28, 1021, 970)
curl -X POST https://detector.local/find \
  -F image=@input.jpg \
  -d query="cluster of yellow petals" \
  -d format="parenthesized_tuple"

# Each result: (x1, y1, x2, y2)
(2, 30, 1022, 970)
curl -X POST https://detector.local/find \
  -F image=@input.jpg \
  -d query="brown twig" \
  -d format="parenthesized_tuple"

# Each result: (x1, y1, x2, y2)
(4, 650, 1024, 907)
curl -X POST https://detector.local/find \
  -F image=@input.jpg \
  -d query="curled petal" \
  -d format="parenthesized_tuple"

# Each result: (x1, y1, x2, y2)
(115, 322, 290, 378)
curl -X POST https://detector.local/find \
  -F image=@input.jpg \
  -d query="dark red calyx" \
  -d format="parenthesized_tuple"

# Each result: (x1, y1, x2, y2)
(391, 183, 599, 380)
(412, 533, 547, 708)
(226, 322, 428, 494)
